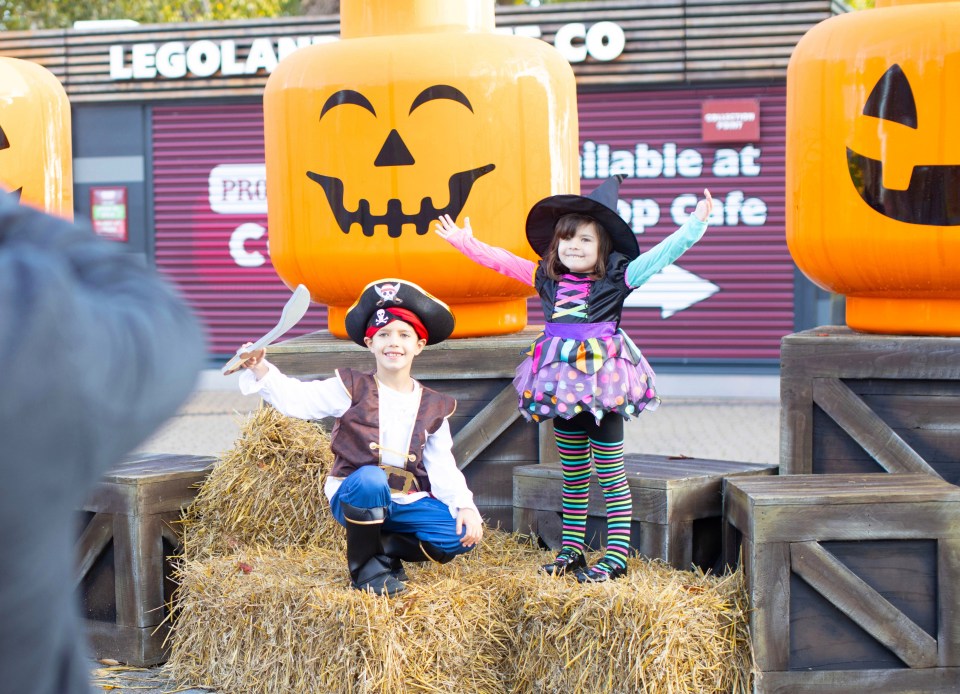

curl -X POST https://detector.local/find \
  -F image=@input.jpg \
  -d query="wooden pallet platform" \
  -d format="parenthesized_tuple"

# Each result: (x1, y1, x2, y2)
(780, 326, 960, 483)
(724, 473, 960, 692)
(514, 453, 778, 571)
(78, 453, 215, 666)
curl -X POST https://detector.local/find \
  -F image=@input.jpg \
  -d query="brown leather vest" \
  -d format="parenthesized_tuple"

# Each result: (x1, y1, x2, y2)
(329, 369, 456, 493)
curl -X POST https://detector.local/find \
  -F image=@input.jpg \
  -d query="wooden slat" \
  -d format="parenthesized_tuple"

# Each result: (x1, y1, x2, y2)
(812, 377, 940, 477)
(791, 540, 938, 669)
(757, 668, 960, 693)
(74, 513, 114, 586)
(939, 538, 960, 667)
(452, 383, 521, 470)
(749, 539, 791, 671)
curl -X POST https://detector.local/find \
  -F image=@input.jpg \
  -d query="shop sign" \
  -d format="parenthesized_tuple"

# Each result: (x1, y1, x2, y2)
(107, 21, 626, 81)
(701, 99, 761, 143)
(90, 186, 127, 241)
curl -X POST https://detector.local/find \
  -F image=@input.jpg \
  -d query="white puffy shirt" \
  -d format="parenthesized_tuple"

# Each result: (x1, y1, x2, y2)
(239, 363, 478, 518)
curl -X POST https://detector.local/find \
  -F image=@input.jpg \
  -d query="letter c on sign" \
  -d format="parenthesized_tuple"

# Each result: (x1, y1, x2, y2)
(554, 22, 625, 63)
(230, 222, 266, 267)
(554, 23, 588, 63)
(586, 22, 625, 62)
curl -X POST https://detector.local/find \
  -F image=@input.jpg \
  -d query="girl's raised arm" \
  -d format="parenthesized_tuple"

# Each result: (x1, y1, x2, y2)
(434, 214, 536, 286)
(625, 189, 713, 289)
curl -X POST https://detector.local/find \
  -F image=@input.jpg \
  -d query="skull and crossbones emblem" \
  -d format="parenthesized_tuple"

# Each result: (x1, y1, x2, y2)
(374, 282, 403, 306)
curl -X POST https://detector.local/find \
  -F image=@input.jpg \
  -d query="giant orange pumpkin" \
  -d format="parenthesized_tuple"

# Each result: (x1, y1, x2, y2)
(0, 57, 72, 218)
(263, 0, 578, 338)
(786, 0, 960, 335)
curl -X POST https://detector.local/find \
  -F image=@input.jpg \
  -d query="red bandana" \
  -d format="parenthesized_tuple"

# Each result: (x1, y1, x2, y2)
(364, 307, 429, 341)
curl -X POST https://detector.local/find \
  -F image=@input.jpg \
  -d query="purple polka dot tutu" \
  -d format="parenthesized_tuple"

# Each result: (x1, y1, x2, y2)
(512, 329, 660, 423)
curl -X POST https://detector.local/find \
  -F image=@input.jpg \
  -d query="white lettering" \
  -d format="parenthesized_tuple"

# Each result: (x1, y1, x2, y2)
(186, 40, 221, 78)
(630, 198, 660, 234)
(219, 40, 245, 76)
(247, 37, 278, 73)
(108, 23, 628, 81)
(554, 22, 587, 63)
(131, 43, 157, 79)
(229, 223, 267, 268)
(277, 36, 313, 61)
(155, 42, 186, 79)
(584, 21, 625, 62)
(109, 45, 133, 79)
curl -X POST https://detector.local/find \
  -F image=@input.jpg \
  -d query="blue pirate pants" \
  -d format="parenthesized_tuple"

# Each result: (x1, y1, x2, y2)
(329, 465, 474, 559)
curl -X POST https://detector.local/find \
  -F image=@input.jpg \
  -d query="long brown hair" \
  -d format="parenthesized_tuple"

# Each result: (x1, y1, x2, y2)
(543, 214, 612, 280)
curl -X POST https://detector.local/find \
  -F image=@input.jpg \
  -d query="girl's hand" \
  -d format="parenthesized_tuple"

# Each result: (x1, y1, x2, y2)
(434, 214, 472, 240)
(694, 189, 714, 222)
(456, 507, 484, 547)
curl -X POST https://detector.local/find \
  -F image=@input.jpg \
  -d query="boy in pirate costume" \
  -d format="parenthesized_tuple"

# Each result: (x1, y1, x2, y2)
(236, 279, 483, 597)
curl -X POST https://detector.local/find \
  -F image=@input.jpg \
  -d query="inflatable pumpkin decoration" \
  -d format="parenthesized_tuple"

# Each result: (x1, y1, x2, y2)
(787, 0, 960, 335)
(263, 0, 579, 338)
(0, 57, 73, 218)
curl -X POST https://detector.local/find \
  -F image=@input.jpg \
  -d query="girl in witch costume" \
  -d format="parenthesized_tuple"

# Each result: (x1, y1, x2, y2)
(436, 176, 712, 583)
(235, 278, 483, 597)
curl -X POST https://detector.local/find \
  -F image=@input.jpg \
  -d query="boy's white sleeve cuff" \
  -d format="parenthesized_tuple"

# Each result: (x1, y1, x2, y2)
(238, 362, 277, 395)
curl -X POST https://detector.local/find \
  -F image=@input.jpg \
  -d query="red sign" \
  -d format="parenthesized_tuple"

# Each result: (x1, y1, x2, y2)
(701, 99, 760, 142)
(90, 186, 128, 241)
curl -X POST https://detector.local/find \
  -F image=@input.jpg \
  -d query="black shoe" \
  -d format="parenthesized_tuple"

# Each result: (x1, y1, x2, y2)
(391, 559, 409, 583)
(539, 547, 587, 576)
(575, 559, 627, 583)
(350, 554, 406, 596)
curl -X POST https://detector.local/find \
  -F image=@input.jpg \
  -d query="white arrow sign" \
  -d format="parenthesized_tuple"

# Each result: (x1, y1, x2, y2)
(624, 264, 719, 318)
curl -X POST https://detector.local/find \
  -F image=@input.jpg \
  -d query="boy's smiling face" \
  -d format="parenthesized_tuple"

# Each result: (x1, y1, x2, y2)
(364, 320, 426, 376)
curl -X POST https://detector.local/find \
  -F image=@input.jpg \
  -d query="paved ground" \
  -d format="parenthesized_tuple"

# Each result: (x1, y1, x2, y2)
(135, 380, 780, 466)
(89, 373, 780, 692)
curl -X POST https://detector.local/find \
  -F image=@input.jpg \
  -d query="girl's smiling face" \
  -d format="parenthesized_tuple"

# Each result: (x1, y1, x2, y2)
(557, 222, 601, 274)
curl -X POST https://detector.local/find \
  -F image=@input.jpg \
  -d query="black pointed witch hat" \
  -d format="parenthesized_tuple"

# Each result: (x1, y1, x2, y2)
(525, 175, 639, 260)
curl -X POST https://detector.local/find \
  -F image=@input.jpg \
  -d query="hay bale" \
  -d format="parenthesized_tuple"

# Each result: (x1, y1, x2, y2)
(179, 404, 343, 561)
(168, 531, 753, 694)
(168, 544, 515, 694)
(168, 406, 754, 693)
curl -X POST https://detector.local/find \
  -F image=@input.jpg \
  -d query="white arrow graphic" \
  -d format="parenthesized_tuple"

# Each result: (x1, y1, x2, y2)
(623, 264, 719, 318)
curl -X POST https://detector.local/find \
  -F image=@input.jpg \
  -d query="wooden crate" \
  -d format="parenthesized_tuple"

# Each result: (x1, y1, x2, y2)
(513, 454, 778, 571)
(781, 326, 960, 483)
(77, 453, 215, 666)
(268, 329, 558, 530)
(723, 474, 960, 693)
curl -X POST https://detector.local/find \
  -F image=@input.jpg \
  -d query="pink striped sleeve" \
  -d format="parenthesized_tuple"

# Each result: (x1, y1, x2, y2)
(443, 228, 536, 286)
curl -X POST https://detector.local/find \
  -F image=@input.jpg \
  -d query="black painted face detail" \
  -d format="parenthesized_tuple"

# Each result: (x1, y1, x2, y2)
(847, 64, 960, 226)
(0, 125, 22, 202)
(307, 84, 495, 237)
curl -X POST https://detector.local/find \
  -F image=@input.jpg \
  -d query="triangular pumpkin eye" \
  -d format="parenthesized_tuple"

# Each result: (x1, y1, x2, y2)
(0, 125, 9, 150)
(862, 64, 918, 129)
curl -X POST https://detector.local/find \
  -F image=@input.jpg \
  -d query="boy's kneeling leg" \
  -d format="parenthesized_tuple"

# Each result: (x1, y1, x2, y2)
(341, 501, 405, 596)
(382, 532, 458, 569)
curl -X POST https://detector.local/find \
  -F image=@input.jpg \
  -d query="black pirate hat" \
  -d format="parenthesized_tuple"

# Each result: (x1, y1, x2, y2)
(344, 278, 455, 346)
(525, 174, 639, 260)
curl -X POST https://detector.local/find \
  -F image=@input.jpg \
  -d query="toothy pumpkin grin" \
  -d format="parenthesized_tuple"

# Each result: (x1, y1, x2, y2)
(845, 63, 960, 226)
(846, 148, 960, 226)
(307, 164, 495, 237)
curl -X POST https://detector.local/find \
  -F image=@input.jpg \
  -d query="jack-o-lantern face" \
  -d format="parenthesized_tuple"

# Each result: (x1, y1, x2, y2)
(786, 0, 960, 335)
(305, 84, 494, 237)
(0, 57, 72, 218)
(264, 0, 578, 338)
(847, 64, 960, 226)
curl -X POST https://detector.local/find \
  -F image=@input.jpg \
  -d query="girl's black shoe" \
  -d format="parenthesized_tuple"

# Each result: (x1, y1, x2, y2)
(539, 547, 587, 576)
(575, 559, 627, 583)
